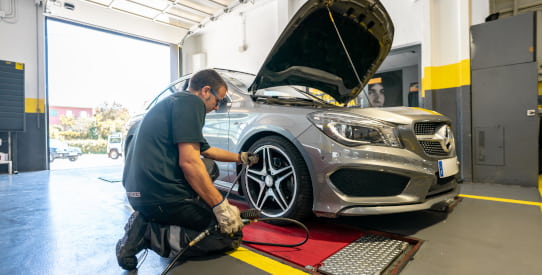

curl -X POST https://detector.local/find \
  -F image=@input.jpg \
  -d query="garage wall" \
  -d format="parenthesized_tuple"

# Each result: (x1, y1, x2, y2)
(182, 0, 279, 74)
(0, 1, 47, 172)
(380, 0, 423, 48)
(0, 1, 45, 106)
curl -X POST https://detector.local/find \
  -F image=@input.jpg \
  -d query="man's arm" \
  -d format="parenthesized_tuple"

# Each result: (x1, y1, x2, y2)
(201, 146, 241, 162)
(178, 142, 223, 207)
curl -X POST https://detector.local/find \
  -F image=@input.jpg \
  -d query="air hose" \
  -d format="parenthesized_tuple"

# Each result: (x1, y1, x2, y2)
(241, 217, 310, 247)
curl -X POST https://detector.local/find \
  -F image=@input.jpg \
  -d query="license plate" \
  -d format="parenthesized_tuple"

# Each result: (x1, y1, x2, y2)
(438, 156, 458, 178)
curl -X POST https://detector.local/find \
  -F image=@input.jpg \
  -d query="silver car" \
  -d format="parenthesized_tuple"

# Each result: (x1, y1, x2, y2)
(126, 0, 459, 221)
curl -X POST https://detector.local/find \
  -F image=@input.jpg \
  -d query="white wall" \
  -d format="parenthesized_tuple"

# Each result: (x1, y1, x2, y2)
(182, 0, 280, 74)
(472, 0, 490, 25)
(0, 0, 44, 105)
(380, 0, 424, 48)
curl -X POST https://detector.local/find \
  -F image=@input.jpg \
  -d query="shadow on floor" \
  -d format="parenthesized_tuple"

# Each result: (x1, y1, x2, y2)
(332, 209, 449, 236)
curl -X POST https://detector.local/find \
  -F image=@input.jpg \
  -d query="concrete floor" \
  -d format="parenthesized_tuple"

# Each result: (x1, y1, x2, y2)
(0, 161, 541, 274)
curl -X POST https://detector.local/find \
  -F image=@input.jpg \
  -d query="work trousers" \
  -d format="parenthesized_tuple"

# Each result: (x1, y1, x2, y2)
(132, 158, 241, 257)
(133, 158, 221, 231)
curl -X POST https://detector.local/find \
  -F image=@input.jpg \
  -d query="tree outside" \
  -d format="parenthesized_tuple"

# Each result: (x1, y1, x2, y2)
(50, 101, 130, 154)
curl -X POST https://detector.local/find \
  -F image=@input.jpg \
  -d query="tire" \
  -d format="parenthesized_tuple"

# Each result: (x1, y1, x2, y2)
(109, 149, 120, 159)
(69, 156, 78, 162)
(241, 136, 313, 221)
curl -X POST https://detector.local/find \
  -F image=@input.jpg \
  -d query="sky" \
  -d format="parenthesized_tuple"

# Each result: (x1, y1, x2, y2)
(46, 19, 171, 114)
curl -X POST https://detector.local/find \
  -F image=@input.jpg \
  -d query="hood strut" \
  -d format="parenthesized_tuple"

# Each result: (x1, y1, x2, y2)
(326, 5, 362, 90)
(326, 5, 374, 107)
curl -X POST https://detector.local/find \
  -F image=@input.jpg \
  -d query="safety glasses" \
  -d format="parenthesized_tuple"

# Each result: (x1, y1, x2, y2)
(210, 88, 227, 107)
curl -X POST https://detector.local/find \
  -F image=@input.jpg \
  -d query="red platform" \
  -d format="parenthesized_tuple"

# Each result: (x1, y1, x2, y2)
(242, 219, 364, 269)
(230, 200, 363, 269)
(229, 199, 422, 274)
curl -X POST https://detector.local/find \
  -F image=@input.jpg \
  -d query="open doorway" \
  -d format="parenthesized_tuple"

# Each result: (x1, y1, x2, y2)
(46, 18, 171, 170)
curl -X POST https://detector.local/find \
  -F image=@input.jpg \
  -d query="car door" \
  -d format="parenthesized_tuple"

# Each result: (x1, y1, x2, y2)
(203, 89, 232, 182)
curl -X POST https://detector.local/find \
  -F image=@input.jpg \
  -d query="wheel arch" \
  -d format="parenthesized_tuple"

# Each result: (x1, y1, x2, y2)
(235, 128, 316, 200)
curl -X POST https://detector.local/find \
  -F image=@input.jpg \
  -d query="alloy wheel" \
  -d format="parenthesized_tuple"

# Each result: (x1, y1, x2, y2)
(244, 144, 297, 217)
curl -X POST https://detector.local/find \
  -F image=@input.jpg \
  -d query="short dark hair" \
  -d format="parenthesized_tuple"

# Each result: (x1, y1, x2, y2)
(189, 69, 227, 92)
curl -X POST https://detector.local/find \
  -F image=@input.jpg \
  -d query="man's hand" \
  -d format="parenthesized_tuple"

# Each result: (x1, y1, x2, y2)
(212, 200, 243, 234)
(239, 152, 259, 166)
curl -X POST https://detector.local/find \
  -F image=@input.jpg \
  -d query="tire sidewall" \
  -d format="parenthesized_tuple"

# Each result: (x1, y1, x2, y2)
(242, 136, 312, 220)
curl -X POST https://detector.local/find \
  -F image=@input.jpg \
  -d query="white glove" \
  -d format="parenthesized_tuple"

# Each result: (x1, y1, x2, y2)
(239, 152, 259, 166)
(212, 200, 243, 234)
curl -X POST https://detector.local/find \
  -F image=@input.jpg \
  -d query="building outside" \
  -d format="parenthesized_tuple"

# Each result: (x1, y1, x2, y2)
(49, 106, 93, 126)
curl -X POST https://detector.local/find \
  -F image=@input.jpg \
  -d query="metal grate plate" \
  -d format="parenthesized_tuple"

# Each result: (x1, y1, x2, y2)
(318, 234, 409, 275)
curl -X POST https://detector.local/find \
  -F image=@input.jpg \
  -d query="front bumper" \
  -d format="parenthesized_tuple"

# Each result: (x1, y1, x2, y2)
(336, 185, 459, 216)
(297, 126, 459, 217)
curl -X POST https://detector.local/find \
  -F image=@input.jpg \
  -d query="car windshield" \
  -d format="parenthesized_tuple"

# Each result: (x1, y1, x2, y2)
(255, 86, 311, 99)
(219, 70, 255, 91)
(254, 85, 333, 104)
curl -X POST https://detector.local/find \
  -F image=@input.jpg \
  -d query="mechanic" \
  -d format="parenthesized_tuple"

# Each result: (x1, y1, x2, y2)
(116, 69, 259, 270)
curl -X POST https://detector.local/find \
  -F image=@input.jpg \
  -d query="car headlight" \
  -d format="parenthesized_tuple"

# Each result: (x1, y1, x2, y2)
(307, 112, 402, 147)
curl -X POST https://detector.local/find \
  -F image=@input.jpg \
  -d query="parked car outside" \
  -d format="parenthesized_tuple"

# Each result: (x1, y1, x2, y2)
(49, 139, 82, 162)
(107, 133, 123, 159)
(125, 0, 459, 221)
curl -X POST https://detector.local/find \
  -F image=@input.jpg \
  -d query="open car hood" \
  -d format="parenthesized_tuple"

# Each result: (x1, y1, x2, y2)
(248, 0, 394, 104)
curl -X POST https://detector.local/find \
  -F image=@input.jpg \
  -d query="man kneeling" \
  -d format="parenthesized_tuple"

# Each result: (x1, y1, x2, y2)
(116, 69, 258, 270)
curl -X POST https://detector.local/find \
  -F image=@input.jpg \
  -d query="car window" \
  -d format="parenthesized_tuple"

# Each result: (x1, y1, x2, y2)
(145, 80, 187, 110)
(172, 79, 189, 93)
(109, 137, 122, 143)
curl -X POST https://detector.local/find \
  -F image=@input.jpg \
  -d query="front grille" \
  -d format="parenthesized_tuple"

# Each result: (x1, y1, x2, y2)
(419, 141, 448, 156)
(414, 122, 452, 157)
(330, 169, 409, 197)
(414, 122, 440, 135)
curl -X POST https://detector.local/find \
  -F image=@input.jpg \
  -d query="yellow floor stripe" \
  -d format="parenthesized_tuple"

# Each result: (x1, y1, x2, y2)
(458, 194, 542, 207)
(227, 247, 308, 274)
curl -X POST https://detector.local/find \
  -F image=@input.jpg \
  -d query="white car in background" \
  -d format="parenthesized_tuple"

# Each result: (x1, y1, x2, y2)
(107, 133, 123, 159)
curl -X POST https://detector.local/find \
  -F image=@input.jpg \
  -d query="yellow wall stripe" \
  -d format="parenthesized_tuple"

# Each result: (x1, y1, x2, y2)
(25, 98, 45, 113)
(227, 247, 308, 274)
(458, 194, 542, 207)
(422, 59, 471, 96)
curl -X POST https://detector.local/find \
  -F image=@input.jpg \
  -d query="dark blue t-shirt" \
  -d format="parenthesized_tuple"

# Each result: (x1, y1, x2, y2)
(123, 92, 210, 206)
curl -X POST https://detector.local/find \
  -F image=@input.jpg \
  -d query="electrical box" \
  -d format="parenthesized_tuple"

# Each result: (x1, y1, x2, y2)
(0, 60, 25, 131)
